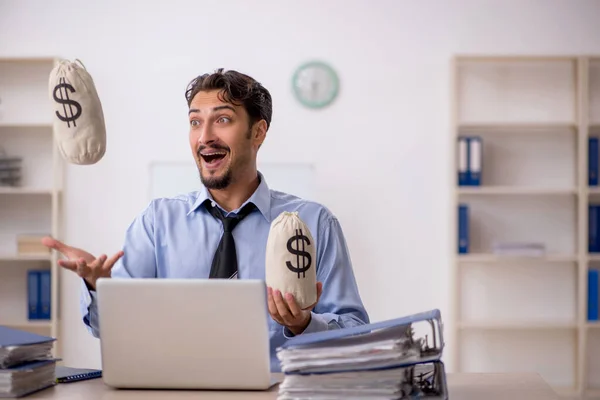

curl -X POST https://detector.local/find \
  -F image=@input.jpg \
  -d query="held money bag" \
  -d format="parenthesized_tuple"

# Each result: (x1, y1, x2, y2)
(48, 59, 106, 165)
(265, 211, 317, 309)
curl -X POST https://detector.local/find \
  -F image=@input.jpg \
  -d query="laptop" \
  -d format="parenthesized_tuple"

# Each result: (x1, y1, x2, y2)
(96, 278, 278, 390)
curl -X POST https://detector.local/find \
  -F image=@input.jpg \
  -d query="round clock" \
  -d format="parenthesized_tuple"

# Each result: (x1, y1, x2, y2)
(292, 61, 339, 109)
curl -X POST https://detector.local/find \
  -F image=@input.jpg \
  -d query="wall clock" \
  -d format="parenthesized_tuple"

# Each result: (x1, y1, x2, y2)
(292, 61, 339, 109)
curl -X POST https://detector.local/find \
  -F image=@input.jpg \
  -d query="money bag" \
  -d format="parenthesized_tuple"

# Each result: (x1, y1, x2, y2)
(48, 59, 106, 165)
(265, 211, 317, 309)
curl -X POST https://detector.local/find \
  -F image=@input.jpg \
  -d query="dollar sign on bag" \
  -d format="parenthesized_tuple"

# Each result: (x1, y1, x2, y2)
(53, 77, 82, 128)
(286, 228, 312, 278)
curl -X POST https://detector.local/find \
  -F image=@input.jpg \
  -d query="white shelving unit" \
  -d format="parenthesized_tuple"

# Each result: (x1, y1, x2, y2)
(0, 57, 62, 356)
(450, 55, 600, 398)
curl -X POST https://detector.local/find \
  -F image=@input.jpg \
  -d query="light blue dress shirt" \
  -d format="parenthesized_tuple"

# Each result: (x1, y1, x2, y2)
(80, 172, 369, 372)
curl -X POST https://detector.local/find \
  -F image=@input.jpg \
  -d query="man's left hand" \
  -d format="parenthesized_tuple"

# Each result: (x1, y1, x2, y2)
(267, 282, 323, 335)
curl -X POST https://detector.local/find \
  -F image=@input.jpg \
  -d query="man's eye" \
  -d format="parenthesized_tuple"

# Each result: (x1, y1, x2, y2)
(217, 117, 231, 123)
(190, 120, 200, 126)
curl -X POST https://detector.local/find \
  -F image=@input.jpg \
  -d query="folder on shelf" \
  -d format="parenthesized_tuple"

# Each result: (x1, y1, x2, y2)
(27, 270, 51, 321)
(457, 136, 468, 186)
(590, 137, 599, 187)
(589, 269, 599, 321)
(276, 309, 447, 399)
(589, 205, 600, 253)
(458, 204, 469, 254)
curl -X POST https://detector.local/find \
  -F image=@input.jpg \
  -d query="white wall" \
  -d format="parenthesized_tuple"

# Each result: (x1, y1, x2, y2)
(2, 0, 600, 370)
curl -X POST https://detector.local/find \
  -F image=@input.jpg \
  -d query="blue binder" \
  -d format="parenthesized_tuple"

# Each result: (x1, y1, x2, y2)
(0, 326, 55, 348)
(26, 270, 51, 321)
(590, 205, 600, 253)
(39, 270, 51, 320)
(590, 137, 599, 186)
(27, 271, 39, 320)
(457, 136, 468, 186)
(278, 309, 444, 365)
(589, 269, 599, 321)
(458, 204, 469, 254)
(276, 309, 448, 399)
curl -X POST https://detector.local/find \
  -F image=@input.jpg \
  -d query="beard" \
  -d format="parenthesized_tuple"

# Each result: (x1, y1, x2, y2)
(199, 164, 233, 190)
(196, 129, 251, 190)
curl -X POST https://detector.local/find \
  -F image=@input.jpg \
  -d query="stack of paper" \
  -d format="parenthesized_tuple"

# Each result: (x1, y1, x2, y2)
(276, 309, 448, 400)
(492, 241, 546, 257)
(0, 326, 57, 397)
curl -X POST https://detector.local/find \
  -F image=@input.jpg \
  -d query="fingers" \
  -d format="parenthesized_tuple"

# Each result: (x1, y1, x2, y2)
(267, 287, 283, 324)
(103, 251, 124, 271)
(316, 281, 323, 301)
(285, 293, 302, 318)
(273, 289, 294, 321)
(40, 236, 65, 252)
(76, 258, 92, 278)
(57, 259, 78, 272)
(56, 251, 124, 281)
(41, 236, 76, 257)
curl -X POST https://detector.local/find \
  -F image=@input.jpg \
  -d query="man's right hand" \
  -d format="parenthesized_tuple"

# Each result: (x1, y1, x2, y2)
(41, 236, 124, 290)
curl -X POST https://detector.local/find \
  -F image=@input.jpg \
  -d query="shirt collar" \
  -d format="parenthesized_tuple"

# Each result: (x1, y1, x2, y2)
(187, 172, 272, 222)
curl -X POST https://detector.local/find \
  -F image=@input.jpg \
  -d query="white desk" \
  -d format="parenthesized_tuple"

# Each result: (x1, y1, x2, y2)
(26, 372, 561, 399)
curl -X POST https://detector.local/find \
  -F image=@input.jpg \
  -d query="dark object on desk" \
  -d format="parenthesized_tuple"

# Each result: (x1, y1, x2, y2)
(55, 366, 102, 383)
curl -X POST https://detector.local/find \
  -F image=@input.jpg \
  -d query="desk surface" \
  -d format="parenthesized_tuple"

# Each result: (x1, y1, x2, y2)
(28, 372, 560, 400)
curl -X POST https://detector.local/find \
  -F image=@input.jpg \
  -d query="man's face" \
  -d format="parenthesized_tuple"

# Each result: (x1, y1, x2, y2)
(188, 90, 256, 190)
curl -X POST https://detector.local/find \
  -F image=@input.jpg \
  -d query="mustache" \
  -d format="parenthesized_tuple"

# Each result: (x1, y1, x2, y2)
(197, 143, 230, 157)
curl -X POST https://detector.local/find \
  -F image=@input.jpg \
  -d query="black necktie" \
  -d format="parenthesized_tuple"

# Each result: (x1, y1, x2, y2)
(204, 200, 256, 279)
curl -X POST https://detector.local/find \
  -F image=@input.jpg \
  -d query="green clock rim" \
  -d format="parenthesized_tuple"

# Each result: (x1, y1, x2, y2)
(292, 60, 339, 109)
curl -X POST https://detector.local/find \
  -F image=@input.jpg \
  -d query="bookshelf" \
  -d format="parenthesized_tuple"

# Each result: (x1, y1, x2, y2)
(450, 55, 600, 398)
(0, 57, 63, 356)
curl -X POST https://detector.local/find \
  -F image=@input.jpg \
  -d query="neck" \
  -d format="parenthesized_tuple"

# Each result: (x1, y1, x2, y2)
(209, 168, 259, 212)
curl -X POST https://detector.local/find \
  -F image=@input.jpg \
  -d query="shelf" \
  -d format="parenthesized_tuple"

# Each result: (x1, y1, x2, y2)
(458, 253, 577, 263)
(585, 389, 600, 398)
(553, 386, 580, 397)
(0, 123, 53, 129)
(458, 186, 577, 196)
(0, 57, 56, 64)
(458, 122, 577, 132)
(0, 187, 56, 195)
(0, 254, 51, 262)
(458, 321, 577, 330)
(1, 321, 52, 329)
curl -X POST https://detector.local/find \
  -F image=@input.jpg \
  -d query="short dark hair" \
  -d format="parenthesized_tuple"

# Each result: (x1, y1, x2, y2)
(185, 68, 272, 130)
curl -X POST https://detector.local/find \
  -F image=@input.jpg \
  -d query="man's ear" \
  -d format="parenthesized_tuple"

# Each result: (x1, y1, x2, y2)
(252, 120, 268, 148)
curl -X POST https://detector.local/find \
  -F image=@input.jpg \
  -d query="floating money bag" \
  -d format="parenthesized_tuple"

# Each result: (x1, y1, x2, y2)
(49, 59, 106, 165)
(265, 211, 317, 309)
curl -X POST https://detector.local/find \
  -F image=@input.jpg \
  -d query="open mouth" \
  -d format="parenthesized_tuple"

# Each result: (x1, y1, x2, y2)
(200, 151, 227, 167)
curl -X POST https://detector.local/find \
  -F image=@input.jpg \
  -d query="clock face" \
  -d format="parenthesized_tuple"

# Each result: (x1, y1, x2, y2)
(292, 61, 339, 109)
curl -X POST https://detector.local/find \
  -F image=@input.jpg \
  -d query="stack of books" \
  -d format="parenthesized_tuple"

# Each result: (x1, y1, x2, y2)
(0, 152, 22, 187)
(276, 309, 448, 400)
(491, 241, 546, 257)
(0, 326, 58, 397)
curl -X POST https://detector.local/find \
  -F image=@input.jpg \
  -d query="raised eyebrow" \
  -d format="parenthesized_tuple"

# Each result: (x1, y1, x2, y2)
(188, 105, 236, 115)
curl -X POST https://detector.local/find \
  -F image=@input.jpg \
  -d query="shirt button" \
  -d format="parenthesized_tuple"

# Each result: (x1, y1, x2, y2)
(211, 201, 216, 207)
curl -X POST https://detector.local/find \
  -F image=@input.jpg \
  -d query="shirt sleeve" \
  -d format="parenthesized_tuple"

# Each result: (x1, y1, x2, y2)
(283, 214, 370, 338)
(80, 202, 158, 338)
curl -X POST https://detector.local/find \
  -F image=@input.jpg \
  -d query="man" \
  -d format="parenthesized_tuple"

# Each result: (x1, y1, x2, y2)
(42, 68, 369, 372)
